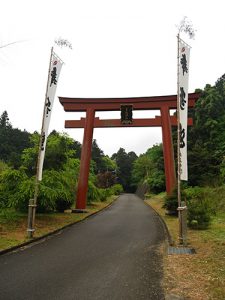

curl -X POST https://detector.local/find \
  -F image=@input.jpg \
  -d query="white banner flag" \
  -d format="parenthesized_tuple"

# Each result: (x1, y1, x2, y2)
(178, 39, 190, 180)
(38, 51, 63, 180)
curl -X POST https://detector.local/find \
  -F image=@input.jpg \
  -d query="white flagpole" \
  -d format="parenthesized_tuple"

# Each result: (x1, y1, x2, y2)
(27, 47, 54, 238)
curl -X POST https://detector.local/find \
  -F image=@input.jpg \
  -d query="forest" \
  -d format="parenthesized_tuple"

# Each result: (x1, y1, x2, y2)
(1, 73, 225, 228)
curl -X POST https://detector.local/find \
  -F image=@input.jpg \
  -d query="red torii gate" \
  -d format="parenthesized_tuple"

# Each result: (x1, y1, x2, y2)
(59, 93, 199, 210)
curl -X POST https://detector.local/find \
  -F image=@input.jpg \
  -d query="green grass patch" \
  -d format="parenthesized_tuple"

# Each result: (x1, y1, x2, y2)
(0, 237, 21, 250)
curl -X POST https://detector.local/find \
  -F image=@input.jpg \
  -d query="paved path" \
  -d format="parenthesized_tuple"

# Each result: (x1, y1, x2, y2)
(0, 194, 166, 300)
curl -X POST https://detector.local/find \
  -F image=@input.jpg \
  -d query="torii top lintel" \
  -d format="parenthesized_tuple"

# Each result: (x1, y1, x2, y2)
(59, 92, 200, 112)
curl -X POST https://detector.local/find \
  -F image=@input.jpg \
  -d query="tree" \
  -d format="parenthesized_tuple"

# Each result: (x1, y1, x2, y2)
(131, 154, 152, 186)
(131, 144, 165, 194)
(0, 111, 12, 129)
(112, 148, 137, 192)
(0, 111, 30, 167)
(91, 139, 106, 173)
(22, 131, 78, 175)
(187, 75, 225, 186)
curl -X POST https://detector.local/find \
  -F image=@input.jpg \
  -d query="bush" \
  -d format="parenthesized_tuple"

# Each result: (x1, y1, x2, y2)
(87, 183, 123, 204)
(110, 184, 123, 195)
(38, 170, 74, 212)
(87, 181, 101, 204)
(0, 209, 22, 224)
(0, 168, 29, 209)
(163, 188, 179, 215)
(0, 168, 75, 213)
(146, 170, 165, 194)
(185, 186, 212, 229)
(187, 198, 211, 229)
(98, 188, 110, 202)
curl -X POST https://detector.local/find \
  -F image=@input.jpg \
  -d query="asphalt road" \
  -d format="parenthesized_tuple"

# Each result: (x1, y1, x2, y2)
(0, 194, 166, 300)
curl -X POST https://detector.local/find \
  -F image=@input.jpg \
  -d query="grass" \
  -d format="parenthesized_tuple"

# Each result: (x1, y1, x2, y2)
(145, 193, 225, 300)
(0, 196, 117, 252)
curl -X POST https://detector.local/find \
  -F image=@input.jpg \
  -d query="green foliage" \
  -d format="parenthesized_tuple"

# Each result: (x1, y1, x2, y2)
(0, 209, 22, 225)
(0, 160, 9, 173)
(163, 188, 178, 215)
(0, 111, 30, 168)
(131, 144, 165, 193)
(0, 168, 28, 209)
(131, 154, 152, 185)
(87, 180, 102, 203)
(0, 111, 12, 129)
(187, 199, 211, 230)
(21, 132, 78, 176)
(87, 182, 123, 204)
(184, 186, 225, 229)
(112, 148, 137, 192)
(146, 169, 165, 194)
(0, 113, 123, 214)
(102, 155, 117, 171)
(188, 75, 225, 186)
(0, 157, 80, 213)
(163, 186, 213, 228)
(38, 170, 74, 212)
(44, 131, 76, 170)
(91, 139, 106, 173)
(110, 184, 123, 195)
(21, 133, 39, 175)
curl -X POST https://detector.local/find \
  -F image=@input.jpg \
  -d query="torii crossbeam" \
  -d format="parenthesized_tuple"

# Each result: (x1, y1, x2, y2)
(59, 93, 199, 210)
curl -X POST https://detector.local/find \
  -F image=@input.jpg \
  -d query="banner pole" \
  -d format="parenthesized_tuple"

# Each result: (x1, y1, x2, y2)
(27, 47, 54, 238)
(177, 34, 183, 244)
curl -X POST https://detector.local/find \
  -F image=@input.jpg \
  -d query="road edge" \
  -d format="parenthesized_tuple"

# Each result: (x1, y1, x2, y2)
(0, 196, 119, 256)
(144, 199, 174, 247)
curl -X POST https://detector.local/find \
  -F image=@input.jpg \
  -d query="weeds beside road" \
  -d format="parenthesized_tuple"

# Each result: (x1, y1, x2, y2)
(145, 194, 225, 300)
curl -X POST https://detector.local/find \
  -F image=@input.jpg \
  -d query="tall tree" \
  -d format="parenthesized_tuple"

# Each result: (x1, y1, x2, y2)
(188, 75, 225, 186)
(0, 111, 30, 167)
(131, 144, 165, 193)
(0, 111, 12, 129)
(91, 139, 106, 173)
(112, 148, 137, 192)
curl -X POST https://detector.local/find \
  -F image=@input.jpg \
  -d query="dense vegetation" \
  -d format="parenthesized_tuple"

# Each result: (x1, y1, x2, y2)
(0, 115, 123, 213)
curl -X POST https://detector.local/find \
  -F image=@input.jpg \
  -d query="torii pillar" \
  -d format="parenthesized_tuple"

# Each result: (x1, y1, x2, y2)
(161, 106, 176, 194)
(76, 108, 95, 210)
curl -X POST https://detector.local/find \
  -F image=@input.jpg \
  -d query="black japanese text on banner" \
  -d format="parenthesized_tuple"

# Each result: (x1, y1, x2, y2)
(178, 39, 190, 181)
(38, 53, 63, 181)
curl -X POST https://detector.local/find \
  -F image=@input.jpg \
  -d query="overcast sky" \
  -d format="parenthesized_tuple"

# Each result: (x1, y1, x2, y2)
(1, 0, 225, 156)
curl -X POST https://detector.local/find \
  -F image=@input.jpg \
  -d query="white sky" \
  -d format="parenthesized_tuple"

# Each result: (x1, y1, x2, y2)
(1, 0, 225, 156)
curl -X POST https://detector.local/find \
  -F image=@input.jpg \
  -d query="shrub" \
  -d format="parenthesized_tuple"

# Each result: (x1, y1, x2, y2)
(87, 183, 123, 204)
(0, 209, 22, 224)
(110, 184, 123, 195)
(187, 198, 211, 229)
(185, 186, 213, 229)
(98, 188, 109, 202)
(38, 170, 74, 212)
(0, 168, 29, 209)
(163, 188, 179, 215)
(97, 184, 123, 202)
(0, 168, 75, 213)
(87, 181, 101, 204)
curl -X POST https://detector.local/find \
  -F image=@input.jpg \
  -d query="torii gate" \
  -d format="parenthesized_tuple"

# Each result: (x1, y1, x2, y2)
(59, 93, 199, 210)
